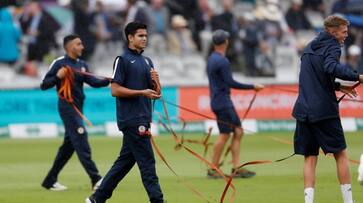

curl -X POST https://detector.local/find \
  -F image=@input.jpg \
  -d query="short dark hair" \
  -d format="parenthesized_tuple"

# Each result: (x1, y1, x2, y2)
(63, 34, 80, 48)
(124, 22, 147, 43)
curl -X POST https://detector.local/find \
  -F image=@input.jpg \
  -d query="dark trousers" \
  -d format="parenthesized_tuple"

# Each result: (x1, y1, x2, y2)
(94, 125, 163, 203)
(42, 107, 101, 188)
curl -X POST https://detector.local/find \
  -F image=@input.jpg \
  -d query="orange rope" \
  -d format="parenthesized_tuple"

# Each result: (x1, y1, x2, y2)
(150, 137, 211, 202)
(57, 66, 74, 103)
(68, 70, 362, 202)
(159, 99, 237, 203)
(58, 66, 93, 127)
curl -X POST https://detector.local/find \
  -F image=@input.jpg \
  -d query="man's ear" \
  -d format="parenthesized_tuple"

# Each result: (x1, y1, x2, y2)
(326, 27, 336, 36)
(64, 43, 70, 52)
(331, 29, 337, 35)
(128, 34, 133, 43)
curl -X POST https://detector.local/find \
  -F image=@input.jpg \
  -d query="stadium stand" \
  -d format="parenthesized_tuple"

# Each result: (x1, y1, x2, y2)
(0, 0, 361, 88)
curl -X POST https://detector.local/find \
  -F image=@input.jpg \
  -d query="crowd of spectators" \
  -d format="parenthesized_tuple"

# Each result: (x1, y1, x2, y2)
(0, 0, 362, 81)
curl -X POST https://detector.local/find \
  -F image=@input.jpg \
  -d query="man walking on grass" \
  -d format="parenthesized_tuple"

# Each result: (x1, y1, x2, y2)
(86, 22, 164, 203)
(293, 15, 363, 203)
(206, 29, 264, 179)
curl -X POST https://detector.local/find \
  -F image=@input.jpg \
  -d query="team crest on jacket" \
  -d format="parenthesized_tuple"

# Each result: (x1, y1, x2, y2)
(138, 125, 146, 133)
(77, 127, 85, 134)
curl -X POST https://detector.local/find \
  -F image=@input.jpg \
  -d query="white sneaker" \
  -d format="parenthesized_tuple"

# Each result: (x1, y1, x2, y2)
(49, 182, 67, 191)
(85, 198, 93, 203)
(85, 195, 98, 203)
(357, 154, 363, 185)
(92, 178, 103, 191)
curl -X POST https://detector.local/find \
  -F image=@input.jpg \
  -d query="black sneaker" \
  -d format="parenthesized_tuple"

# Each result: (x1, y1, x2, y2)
(85, 195, 104, 203)
(231, 168, 256, 178)
(207, 169, 229, 179)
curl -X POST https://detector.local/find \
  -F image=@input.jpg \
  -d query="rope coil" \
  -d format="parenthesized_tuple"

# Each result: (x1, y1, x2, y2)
(58, 66, 93, 126)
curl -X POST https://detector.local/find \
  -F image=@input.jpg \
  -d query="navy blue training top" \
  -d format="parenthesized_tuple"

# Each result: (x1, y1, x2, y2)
(40, 55, 110, 108)
(207, 51, 255, 111)
(111, 48, 154, 130)
(292, 31, 359, 122)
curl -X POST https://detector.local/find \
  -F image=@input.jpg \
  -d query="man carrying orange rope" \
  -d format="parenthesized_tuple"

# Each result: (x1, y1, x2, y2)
(86, 22, 164, 203)
(292, 15, 363, 203)
(206, 29, 264, 179)
(40, 34, 110, 191)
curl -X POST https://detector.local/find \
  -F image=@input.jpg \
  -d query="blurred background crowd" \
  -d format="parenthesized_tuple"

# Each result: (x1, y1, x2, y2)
(0, 0, 363, 88)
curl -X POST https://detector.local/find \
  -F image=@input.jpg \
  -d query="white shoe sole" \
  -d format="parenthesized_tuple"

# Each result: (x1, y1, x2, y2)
(358, 154, 363, 185)
(49, 187, 67, 191)
(49, 186, 67, 191)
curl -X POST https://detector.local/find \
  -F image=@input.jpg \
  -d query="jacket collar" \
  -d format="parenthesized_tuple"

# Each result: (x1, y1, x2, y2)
(65, 54, 78, 63)
(125, 47, 144, 55)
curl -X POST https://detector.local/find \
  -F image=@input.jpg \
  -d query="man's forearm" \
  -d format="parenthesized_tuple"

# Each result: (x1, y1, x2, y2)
(111, 83, 144, 98)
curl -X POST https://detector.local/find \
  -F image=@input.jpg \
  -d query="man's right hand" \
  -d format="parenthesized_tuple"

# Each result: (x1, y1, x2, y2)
(254, 84, 264, 92)
(142, 89, 161, 99)
(56, 67, 67, 79)
(359, 75, 363, 83)
(340, 84, 358, 98)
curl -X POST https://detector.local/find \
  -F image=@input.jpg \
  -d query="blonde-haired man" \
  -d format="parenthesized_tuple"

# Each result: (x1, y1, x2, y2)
(293, 15, 363, 203)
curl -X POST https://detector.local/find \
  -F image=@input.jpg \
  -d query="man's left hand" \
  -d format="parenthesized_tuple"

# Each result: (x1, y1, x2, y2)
(340, 84, 358, 98)
(254, 84, 264, 92)
(150, 69, 161, 95)
(150, 69, 159, 82)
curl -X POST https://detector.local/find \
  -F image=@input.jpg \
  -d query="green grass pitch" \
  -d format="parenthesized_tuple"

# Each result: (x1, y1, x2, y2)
(0, 132, 362, 203)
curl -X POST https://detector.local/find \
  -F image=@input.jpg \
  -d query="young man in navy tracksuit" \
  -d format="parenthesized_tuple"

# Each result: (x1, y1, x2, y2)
(86, 22, 164, 203)
(292, 15, 363, 203)
(206, 29, 264, 179)
(40, 34, 109, 191)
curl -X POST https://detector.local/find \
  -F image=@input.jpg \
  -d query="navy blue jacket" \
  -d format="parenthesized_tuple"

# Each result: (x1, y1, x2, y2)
(292, 31, 359, 122)
(40, 55, 110, 109)
(207, 52, 255, 111)
(112, 48, 154, 130)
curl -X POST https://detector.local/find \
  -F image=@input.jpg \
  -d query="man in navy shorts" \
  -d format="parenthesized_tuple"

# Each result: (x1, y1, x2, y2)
(206, 29, 264, 179)
(293, 15, 363, 203)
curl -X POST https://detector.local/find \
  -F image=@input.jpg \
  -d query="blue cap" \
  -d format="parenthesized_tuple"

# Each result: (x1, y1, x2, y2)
(212, 29, 230, 45)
